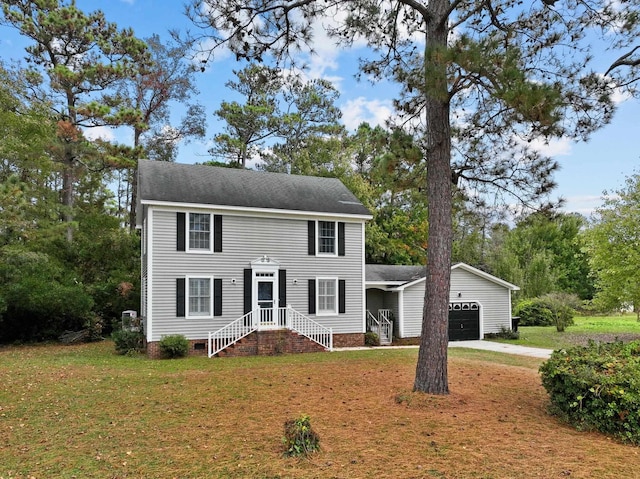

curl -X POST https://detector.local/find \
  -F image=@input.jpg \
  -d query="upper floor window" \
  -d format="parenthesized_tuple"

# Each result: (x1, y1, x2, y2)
(177, 212, 222, 253)
(308, 220, 345, 257)
(318, 221, 336, 254)
(189, 213, 211, 251)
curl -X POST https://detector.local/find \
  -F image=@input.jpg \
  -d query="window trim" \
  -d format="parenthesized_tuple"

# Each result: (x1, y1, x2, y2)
(316, 220, 337, 256)
(186, 212, 213, 254)
(186, 275, 213, 319)
(316, 277, 338, 316)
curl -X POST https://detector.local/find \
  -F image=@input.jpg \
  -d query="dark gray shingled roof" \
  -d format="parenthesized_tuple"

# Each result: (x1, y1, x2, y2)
(138, 160, 371, 217)
(366, 264, 426, 283)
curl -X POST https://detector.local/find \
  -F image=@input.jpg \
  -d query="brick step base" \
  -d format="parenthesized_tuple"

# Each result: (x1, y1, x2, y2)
(216, 329, 327, 357)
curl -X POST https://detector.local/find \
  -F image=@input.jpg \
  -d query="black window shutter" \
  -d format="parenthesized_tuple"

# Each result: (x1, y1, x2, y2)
(278, 269, 287, 308)
(243, 269, 252, 315)
(308, 279, 316, 315)
(339, 280, 346, 314)
(213, 278, 222, 316)
(338, 222, 345, 256)
(308, 221, 315, 255)
(176, 278, 185, 317)
(176, 212, 186, 251)
(213, 214, 223, 252)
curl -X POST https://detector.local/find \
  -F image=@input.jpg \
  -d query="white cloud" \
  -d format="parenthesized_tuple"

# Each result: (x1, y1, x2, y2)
(341, 97, 394, 131)
(528, 136, 573, 157)
(83, 126, 115, 142)
(560, 194, 605, 216)
(119, 0, 135, 5)
(192, 37, 232, 69)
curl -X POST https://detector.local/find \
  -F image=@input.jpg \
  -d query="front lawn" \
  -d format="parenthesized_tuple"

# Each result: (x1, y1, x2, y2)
(494, 314, 640, 350)
(1, 341, 638, 478)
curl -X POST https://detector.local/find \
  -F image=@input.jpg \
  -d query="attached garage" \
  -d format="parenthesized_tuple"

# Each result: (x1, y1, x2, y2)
(365, 263, 519, 342)
(448, 302, 480, 341)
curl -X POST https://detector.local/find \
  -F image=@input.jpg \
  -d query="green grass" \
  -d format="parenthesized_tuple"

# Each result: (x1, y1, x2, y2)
(490, 313, 640, 350)
(0, 342, 534, 478)
(1, 340, 638, 478)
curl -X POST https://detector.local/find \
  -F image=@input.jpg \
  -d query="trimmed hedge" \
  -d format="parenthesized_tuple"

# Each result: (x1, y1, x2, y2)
(539, 341, 640, 444)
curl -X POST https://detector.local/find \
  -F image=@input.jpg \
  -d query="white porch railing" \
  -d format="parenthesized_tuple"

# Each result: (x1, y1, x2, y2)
(286, 307, 333, 351)
(366, 309, 393, 345)
(208, 311, 257, 358)
(208, 307, 333, 357)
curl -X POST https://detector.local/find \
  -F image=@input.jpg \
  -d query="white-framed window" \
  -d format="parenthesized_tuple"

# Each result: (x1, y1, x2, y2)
(317, 277, 338, 315)
(188, 276, 212, 317)
(188, 212, 211, 252)
(317, 220, 336, 255)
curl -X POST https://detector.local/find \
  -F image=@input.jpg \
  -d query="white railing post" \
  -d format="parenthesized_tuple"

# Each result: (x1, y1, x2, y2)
(208, 311, 257, 357)
(286, 307, 333, 351)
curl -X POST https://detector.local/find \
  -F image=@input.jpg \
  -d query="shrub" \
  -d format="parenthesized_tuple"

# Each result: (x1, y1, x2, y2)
(112, 329, 144, 355)
(282, 414, 320, 457)
(515, 294, 577, 331)
(0, 247, 94, 342)
(514, 299, 555, 326)
(85, 314, 105, 342)
(159, 334, 189, 358)
(539, 340, 640, 444)
(484, 326, 520, 340)
(364, 331, 379, 346)
(540, 292, 578, 332)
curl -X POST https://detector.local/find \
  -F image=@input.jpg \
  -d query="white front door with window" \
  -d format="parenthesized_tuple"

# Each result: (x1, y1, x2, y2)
(251, 256, 281, 329)
(256, 275, 276, 327)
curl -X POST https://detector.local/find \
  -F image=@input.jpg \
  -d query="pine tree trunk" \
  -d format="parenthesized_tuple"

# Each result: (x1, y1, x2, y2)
(129, 128, 142, 232)
(129, 167, 138, 232)
(61, 148, 75, 243)
(413, 0, 453, 395)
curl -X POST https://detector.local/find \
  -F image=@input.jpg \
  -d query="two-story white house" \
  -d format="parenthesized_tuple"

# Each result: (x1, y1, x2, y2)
(137, 160, 372, 358)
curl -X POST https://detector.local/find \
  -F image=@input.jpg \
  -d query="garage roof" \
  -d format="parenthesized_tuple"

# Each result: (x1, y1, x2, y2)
(365, 263, 519, 291)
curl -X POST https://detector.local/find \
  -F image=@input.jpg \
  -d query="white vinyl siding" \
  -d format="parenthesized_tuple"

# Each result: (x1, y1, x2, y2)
(317, 277, 338, 315)
(188, 212, 211, 251)
(393, 268, 513, 338)
(146, 207, 366, 341)
(401, 283, 425, 338)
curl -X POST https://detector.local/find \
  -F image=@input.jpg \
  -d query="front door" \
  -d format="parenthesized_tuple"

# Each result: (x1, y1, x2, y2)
(257, 279, 275, 327)
(250, 256, 281, 329)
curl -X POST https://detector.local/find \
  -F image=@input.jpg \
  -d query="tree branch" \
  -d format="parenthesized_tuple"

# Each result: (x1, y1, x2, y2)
(605, 46, 640, 77)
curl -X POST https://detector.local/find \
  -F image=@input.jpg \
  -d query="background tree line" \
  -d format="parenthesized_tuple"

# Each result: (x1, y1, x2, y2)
(0, 0, 638, 356)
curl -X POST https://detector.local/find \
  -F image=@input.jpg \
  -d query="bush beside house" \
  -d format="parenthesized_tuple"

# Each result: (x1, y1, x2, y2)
(539, 340, 640, 444)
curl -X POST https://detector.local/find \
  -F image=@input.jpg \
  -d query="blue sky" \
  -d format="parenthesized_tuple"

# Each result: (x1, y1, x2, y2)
(1, 0, 638, 217)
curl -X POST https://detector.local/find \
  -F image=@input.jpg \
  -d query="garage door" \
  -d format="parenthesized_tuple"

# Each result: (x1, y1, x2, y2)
(448, 302, 480, 341)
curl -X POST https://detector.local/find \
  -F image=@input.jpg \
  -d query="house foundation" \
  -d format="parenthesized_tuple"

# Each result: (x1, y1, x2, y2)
(145, 331, 365, 358)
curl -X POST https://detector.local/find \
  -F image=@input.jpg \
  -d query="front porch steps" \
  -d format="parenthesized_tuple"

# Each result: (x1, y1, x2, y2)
(213, 329, 328, 357)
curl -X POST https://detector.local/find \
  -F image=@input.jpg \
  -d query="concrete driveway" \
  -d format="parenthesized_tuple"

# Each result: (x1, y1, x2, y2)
(338, 341, 553, 359)
(448, 340, 553, 359)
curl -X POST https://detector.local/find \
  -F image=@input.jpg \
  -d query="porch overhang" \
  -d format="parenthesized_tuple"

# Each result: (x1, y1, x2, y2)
(365, 281, 405, 292)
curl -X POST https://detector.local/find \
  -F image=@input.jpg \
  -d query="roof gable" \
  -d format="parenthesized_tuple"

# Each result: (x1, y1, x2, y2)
(451, 263, 519, 291)
(138, 160, 371, 217)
